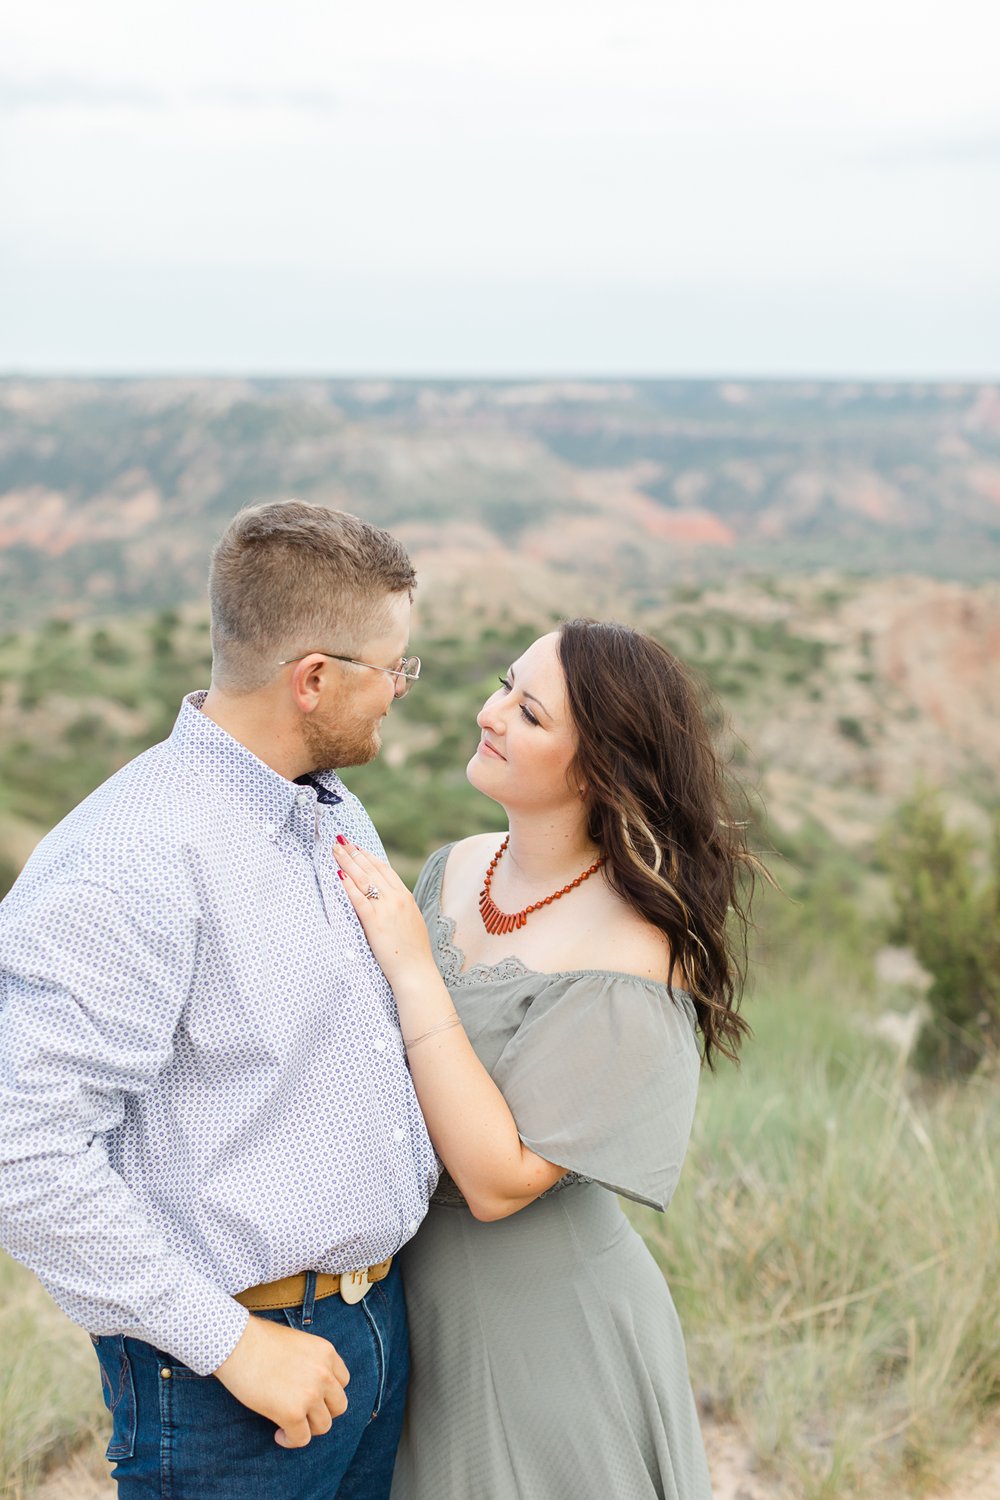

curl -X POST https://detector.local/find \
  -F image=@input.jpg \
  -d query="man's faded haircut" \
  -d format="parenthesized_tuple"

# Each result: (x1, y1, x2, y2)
(209, 501, 416, 693)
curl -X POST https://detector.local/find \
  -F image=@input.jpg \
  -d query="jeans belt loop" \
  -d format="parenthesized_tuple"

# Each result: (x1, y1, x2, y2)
(301, 1269, 318, 1326)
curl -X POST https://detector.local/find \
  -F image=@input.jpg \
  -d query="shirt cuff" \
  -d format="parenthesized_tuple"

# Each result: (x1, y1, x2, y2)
(135, 1272, 251, 1376)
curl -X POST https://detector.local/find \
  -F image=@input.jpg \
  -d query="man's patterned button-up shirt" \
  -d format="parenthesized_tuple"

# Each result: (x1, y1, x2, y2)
(0, 691, 438, 1374)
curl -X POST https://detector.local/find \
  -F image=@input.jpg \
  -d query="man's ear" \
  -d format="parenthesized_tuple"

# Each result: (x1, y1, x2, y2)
(289, 654, 331, 713)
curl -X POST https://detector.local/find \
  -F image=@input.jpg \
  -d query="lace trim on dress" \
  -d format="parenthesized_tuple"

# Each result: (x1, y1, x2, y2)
(434, 906, 532, 987)
(428, 857, 592, 1207)
(428, 848, 696, 1013)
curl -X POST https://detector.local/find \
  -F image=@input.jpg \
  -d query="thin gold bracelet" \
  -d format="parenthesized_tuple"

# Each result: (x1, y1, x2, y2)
(404, 1013, 462, 1051)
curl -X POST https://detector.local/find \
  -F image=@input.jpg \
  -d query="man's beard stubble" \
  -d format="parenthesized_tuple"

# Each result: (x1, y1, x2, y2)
(302, 703, 382, 772)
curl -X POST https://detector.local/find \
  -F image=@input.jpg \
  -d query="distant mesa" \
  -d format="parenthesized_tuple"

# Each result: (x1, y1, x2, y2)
(641, 509, 736, 546)
(0, 377, 997, 625)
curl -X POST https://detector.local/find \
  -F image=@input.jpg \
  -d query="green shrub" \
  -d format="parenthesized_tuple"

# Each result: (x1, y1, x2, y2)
(881, 789, 1000, 1074)
(837, 716, 870, 747)
(91, 628, 130, 665)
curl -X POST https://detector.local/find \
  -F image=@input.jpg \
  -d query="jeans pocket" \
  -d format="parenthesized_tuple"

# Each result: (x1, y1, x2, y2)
(361, 1290, 390, 1420)
(93, 1335, 138, 1461)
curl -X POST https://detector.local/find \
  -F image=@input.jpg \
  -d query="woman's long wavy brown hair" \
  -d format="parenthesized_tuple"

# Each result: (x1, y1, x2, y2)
(558, 619, 765, 1068)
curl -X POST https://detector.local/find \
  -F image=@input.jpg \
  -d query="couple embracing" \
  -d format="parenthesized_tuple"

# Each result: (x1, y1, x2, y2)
(0, 501, 757, 1500)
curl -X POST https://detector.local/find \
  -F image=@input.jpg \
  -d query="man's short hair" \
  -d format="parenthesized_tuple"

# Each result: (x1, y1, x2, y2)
(209, 501, 416, 693)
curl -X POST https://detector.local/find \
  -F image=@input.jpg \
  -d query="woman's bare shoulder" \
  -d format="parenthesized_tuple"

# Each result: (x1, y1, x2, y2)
(579, 887, 690, 988)
(439, 832, 504, 895)
(444, 832, 504, 869)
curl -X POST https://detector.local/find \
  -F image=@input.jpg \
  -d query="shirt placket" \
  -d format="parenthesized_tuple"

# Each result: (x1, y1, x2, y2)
(309, 800, 348, 926)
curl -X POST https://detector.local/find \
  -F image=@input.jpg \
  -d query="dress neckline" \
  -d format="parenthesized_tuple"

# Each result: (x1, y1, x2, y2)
(428, 843, 693, 999)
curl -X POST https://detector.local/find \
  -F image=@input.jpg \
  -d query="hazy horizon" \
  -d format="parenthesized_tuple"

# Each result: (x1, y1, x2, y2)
(3, 369, 998, 382)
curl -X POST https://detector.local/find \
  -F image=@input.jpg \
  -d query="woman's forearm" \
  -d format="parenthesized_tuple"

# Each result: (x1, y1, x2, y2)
(329, 838, 565, 1215)
(393, 968, 564, 1219)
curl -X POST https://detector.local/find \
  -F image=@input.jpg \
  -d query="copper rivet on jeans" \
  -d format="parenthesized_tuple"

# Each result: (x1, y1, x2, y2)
(160, 1367, 172, 1379)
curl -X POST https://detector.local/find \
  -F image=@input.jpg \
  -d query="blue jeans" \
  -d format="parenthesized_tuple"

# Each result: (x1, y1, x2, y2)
(92, 1264, 409, 1499)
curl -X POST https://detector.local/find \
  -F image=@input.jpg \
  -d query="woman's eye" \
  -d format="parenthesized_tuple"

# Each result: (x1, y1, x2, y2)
(496, 675, 539, 725)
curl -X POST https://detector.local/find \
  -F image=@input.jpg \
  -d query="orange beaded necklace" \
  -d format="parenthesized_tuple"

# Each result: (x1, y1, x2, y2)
(478, 836, 607, 936)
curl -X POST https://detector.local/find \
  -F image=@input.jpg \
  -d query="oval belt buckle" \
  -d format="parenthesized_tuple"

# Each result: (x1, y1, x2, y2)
(339, 1267, 371, 1305)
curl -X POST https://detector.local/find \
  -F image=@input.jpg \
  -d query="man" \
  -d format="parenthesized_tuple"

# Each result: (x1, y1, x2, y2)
(0, 501, 438, 1499)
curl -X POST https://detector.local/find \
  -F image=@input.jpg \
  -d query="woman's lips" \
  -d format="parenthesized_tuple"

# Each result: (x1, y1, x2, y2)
(479, 739, 505, 760)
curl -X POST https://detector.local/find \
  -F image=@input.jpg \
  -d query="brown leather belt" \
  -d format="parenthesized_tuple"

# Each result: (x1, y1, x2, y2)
(234, 1258, 392, 1311)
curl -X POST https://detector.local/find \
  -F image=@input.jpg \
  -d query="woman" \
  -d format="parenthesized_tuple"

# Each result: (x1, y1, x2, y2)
(334, 620, 759, 1499)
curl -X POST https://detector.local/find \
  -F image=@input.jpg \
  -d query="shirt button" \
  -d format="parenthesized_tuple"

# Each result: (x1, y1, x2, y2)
(265, 821, 277, 838)
(407, 1219, 419, 1235)
(393, 1127, 407, 1142)
(296, 792, 310, 807)
(343, 947, 357, 961)
(373, 1037, 388, 1052)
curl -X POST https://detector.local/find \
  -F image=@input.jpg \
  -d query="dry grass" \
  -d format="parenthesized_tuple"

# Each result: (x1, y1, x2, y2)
(0, 1258, 107, 1498)
(632, 954, 1000, 1498)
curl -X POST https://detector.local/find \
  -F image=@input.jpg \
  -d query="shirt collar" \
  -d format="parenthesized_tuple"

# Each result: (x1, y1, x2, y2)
(168, 691, 346, 843)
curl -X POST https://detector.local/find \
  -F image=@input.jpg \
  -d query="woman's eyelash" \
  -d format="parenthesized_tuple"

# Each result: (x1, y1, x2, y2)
(497, 676, 539, 726)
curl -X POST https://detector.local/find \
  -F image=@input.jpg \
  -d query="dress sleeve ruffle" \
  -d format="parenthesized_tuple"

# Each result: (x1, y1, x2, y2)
(492, 972, 702, 1211)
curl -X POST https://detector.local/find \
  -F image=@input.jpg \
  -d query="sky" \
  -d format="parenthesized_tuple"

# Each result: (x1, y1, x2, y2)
(2, 0, 999, 377)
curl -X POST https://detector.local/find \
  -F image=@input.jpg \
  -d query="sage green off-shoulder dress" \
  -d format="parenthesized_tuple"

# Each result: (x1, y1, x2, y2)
(390, 846, 712, 1500)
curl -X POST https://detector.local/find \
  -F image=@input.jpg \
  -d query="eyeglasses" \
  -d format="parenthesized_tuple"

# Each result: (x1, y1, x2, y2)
(277, 651, 421, 697)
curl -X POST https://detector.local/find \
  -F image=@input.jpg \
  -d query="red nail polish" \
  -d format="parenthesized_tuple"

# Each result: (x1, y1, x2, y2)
(336, 834, 347, 845)
(337, 869, 344, 880)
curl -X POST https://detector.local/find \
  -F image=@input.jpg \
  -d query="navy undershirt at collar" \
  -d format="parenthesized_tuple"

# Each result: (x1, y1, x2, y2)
(293, 774, 343, 806)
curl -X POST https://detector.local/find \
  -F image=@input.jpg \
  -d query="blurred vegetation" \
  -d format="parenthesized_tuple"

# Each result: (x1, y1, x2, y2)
(881, 788, 1000, 1076)
(0, 609, 206, 854)
(0, 1254, 106, 1498)
(0, 601, 841, 893)
(631, 949, 1000, 1500)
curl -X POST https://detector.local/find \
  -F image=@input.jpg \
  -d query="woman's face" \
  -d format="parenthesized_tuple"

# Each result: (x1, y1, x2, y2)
(467, 632, 582, 813)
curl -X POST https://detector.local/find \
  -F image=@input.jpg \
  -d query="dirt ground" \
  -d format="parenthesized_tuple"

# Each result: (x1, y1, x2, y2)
(33, 1420, 775, 1500)
(32, 1415, 1000, 1500)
